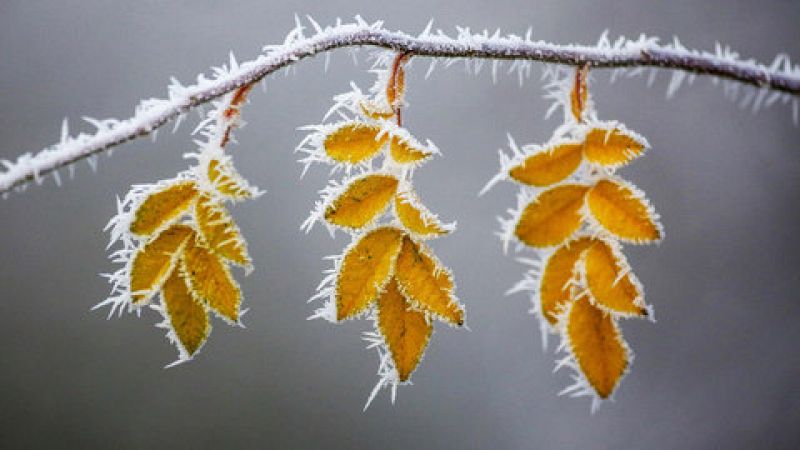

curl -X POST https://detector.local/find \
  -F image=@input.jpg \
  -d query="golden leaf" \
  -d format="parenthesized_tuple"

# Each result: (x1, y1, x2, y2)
(395, 191, 450, 238)
(515, 184, 589, 248)
(394, 236, 464, 326)
(539, 237, 596, 325)
(583, 127, 646, 167)
(323, 122, 388, 164)
(181, 237, 241, 323)
(161, 269, 210, 357)
(359, 100, 394, 120)
(336, 227, 405, 321)
(389, 136, 431, 164)
(207, 158, 254, 200)
(508, 142, 583, 187)
(130, 224, 194, 305)
(324, 174, 399, 229)
(377, 279, 432, 381)
(570, 65, 589, 122)
(130, 181, 198, 236)
(195, 194, 250, 267)
(586, 179, 662, 243)
(582, 240, 647, 317)
(386, 60, 406, 109)
(566, 295, 629, 399)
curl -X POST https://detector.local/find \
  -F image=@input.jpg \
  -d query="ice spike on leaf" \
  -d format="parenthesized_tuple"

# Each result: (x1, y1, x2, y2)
(129, 224, 194, 305)
(581, 239, 647, 317)
(325, 174, 399, 229)
(394, 236, 464, 326)
(181, 237, 241, 324)
(377, 278, 432, 382)
(515, 184, 589, 248)
(162, 268, 210, 357)
(195, 194, 251, 268)
(129, 181, 198, 236)
(395, 191, 451, 239)
(323, 122, 388, 164)
(508, 141, 583, 187)
(207, 158, 255, 200)
(586, 178, 662, 244)
(389, 136, 432, 164)
(566, 295, 629, 399)
(335, 227, 404, 321)
(539, 237, 596, 326)
(582, 127, 647, 168)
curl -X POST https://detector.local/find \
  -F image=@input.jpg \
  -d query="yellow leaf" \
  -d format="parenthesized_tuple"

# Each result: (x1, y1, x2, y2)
(395, 191, 450, 238)
(336, 227, 404, 321)
(539, 237, 596, 325)
(325, 174, 399, 229)
(323, 122, 388, 164)
(582, 240, 647, 317)
(181, 237, 241, 324)
(130, 181, 198, 236)
(161, 269, 210, 357)
(207, 158, 254, 200)
(389, 136, 431, 164)
(195, 194, 251, 267)
(586, 178, 662, 243)
(377, 278, 432, 381)
(515, 184, 589, 248)
(583, 127, 647, 167)
(394, 236, 464, 326)
(130, 224, 194, 305)
(359, 100, 394, 120)
(566, 295, 629, 399)
(508, 142, 583, 187)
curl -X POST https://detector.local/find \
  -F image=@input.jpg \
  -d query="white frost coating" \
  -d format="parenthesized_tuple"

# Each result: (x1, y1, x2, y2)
(2, 16, 798, 195)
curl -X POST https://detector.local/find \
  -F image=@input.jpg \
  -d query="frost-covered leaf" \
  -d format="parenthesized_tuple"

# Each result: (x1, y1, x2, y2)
(162, 268, 210, 357)
(207, 158, 256, 200)
(324, 174, 399, 229)
(335, 227, 404, 321)
(129, 181, 198, 236)
(386, 59, 406, 109)
(181, 237, 241, 324)
(539, 237, 596, 325)
(359, 100, 394, 120)
(570, 66, 589, 122)
(394, 190, 452, 239)
(583, 127, 647, 168)
(389, 136, 432, 164)
(515, 184, 589, 248)
(377, 278, 432, 381)
(586, 178, 662, 243)
(323, 122, 388, 164)
(130, 224, 194, 305)
(508, 141, 583, 187)
(394, 236, 464, 326)
(566, 295, 629, 399)
(195, 194, 250, 268)
(581, 239, 647, 317)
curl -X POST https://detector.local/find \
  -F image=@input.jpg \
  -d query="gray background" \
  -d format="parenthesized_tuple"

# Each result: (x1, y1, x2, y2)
(1, 1, 799, 449)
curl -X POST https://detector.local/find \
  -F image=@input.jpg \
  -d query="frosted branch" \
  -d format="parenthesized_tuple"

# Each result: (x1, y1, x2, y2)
(3, 17, 799, 194)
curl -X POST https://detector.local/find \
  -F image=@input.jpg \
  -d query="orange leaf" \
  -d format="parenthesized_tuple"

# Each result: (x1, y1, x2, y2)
(324, 174, 399, 229)
(394, 237, 464, 326)
(581, 240, 647, 317)
(539, 237, 596, 325)
(181, 237, 241, 323)
(394, 191, 451, 239)
(583, 127, 647, 167)
(586, 178, 662, 243)
(161, 269, 210, 357)
(389, 136, 432, 164)
(566, 295, 629, 399)
(130, 224, 194, 305)
(377, 279, 432, 381)
(195, 194, 250, 267)
(570, 65, 589, 122)
(508, 141, 583, 187)
(323, 122, 388, 164)
(515, 184, 589, 248)
(359, 100, 394, 120)
(207, 158, 255, 200)
(130, 181, 198, 236)
(336, 227, 404, 321)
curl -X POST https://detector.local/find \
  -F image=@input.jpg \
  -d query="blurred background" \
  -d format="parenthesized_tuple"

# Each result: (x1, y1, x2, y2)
(1, 1, 798, 448)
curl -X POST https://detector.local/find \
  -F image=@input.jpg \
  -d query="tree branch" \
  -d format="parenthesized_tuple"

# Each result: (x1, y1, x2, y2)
(2, 18, 799, 195)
